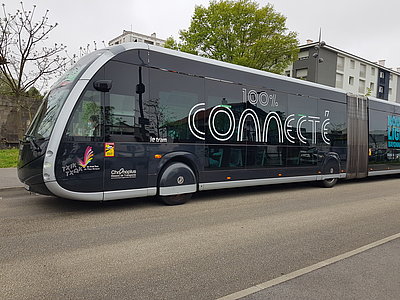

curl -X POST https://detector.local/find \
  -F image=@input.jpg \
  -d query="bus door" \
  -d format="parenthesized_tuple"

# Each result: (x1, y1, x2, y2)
(102, 61, 150, 197)
(55, 74, 105, 195)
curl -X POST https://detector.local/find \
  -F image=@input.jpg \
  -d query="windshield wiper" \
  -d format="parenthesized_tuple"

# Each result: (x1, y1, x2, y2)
(24, 134, 42, 152)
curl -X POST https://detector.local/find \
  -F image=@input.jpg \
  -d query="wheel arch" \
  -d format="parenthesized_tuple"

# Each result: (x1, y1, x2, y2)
(321, 152, 341, 174)
(156, 151, 200, 196)
(157, 151, 200, 183)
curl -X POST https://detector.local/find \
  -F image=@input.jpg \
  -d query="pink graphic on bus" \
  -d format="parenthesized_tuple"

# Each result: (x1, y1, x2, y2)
(77, 146, 94, 168)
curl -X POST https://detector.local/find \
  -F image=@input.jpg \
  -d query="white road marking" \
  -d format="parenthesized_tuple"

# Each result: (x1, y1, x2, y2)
(217, 233, 400, 300)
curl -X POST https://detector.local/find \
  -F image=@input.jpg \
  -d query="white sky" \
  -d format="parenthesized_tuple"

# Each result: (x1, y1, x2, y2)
(4, 0, 400, 69)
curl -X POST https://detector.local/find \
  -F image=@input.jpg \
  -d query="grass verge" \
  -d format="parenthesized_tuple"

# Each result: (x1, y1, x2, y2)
(0, 148, 19, 168)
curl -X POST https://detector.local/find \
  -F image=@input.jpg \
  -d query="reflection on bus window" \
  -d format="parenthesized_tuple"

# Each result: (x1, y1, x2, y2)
(207, 146, 245, 169)
(107, 94, 135, 136)
(148, 69, 203, 143)
(66, 90, 102, 138)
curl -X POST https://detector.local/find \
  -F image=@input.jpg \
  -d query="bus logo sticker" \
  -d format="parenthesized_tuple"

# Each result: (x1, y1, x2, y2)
(77, 146, 100, 171)
(62, 146, 100, 177)
(111, 168, 137, 180)
(62, 163, 83, 177)
(105, 143, 115, 157)
(78, 146, 94, 168)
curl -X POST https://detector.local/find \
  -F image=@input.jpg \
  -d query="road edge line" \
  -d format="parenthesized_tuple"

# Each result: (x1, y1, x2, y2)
(217, 232, 400, 300)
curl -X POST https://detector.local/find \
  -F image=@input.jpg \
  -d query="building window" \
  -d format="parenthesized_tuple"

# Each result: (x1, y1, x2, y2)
(370, 82, 374, 91)
(349, 76, 354, 85)
(390, 74, 393, 81)
(298, 50, 309, 60)
(359, 64, 366, 78)
(337, 56, 345, 72)
(358, 79, 365, 94)
(336, 73, 343, 88)
(389, 88, 392, 95)
(350, 60, 355, 69)
(380, 71, 385, 79)
(379, 86, 384, 93)
(295, 68, 308, 80)
(371, 67, 375, 76)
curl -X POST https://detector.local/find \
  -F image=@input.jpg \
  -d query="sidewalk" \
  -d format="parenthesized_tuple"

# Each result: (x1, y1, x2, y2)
(0, 168, 24, 189)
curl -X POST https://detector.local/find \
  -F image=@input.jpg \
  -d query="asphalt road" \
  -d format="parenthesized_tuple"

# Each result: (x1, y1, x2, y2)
(1, 176, 400, 299)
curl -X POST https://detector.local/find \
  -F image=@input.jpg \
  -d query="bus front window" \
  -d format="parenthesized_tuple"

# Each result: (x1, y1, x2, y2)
(26, 50, 107, 142)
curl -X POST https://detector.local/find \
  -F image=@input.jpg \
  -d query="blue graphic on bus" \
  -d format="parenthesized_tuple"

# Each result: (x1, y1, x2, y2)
(388, 115, 400, 148)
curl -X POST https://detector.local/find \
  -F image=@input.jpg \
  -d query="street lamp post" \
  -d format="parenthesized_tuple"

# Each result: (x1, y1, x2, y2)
(312, 30, 325, 84)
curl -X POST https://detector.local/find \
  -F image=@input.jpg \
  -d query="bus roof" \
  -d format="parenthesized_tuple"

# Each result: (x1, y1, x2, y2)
(108, 42, 345, 95)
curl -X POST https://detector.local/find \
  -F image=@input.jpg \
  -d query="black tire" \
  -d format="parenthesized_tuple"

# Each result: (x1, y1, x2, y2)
(158, 162, 196, 205)
(160, 193, 192, 206)
(319, 161, 339, 188)
(319, 177, 338, 188)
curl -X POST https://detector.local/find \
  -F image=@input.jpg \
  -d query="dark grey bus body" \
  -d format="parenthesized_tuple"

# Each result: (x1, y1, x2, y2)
(17, 43, 400, 203)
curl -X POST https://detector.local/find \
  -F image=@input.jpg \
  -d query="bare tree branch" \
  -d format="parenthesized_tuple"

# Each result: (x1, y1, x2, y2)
(0, 2, 69, 98)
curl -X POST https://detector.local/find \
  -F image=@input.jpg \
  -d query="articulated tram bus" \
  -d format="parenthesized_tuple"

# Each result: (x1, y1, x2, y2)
(18, 43, 400, 205)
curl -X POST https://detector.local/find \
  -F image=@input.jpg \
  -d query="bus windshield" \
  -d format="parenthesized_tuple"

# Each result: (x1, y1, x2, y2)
(26, 50, 107, 140)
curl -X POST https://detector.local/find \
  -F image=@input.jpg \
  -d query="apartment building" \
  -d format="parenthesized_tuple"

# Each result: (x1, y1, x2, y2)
(286, 41, 400, 103)
(109, 30, 166, 47)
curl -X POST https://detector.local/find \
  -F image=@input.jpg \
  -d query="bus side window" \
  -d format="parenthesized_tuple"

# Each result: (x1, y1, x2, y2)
(107, 94, 136, 138)
(65, 90, 103, 139)
(207, 146, 244, 169)
(148, 68, 204, 143)
(104, 61, 148, 142)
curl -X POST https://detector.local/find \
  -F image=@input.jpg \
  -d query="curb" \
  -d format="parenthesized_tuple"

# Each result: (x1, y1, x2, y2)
(0, 186, 24, 192)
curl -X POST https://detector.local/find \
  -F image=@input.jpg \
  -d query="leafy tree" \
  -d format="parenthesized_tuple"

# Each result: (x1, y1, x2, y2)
(0, 2, 68, 98)
(166, 0, 299, 74)
(26, 86, 43, 99)
(163, 37, 180, 51)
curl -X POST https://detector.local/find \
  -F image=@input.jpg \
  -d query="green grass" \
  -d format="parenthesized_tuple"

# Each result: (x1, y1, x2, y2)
(0, 148, 19, 168)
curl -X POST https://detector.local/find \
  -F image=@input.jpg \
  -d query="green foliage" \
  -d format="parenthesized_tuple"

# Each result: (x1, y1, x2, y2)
(26, 87, 43, 99)
(365, 87, 372, 97)
(0, 148, 19, 168)
(0, 80, 42, 99)
(82, 101, 101, 124)
(164, 37, 180, 51)
(165, 0, 299, 74)
(0, 74, 14, 95)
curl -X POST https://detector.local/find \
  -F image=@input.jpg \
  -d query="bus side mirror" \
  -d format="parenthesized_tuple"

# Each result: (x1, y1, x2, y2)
(94, 80, 112, 92)
(136, 83, 145, 94)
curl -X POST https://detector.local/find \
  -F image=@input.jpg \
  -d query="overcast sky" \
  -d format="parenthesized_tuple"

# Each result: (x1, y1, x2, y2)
(4, 0, 400, 69)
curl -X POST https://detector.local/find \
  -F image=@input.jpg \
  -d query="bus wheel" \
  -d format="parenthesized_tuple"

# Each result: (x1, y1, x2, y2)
(158, 162, 197, 205)
(160, 193, 193, 206)
(319, 161, 339, 188)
